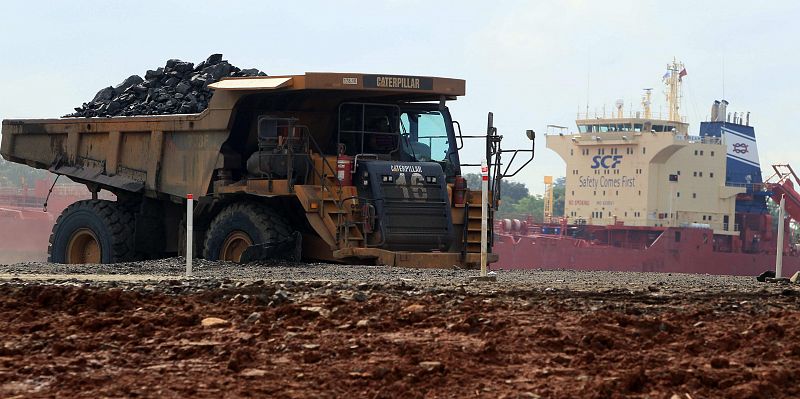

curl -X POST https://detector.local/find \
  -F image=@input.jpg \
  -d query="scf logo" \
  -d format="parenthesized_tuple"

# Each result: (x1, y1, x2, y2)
(591, 155, 623, 169)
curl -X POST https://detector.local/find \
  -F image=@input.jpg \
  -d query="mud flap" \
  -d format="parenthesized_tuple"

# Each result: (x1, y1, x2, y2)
(240, 231, 302, 263)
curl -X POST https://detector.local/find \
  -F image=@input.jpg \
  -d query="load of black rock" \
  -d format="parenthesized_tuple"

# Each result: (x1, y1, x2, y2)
(66, 54, 266, 117)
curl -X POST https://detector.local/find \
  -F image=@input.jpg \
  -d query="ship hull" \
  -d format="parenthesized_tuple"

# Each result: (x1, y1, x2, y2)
(494, 227, 800, 277)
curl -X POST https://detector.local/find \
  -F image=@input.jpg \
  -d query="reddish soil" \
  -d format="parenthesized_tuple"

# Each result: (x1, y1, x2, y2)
(0, 282, 798, 398)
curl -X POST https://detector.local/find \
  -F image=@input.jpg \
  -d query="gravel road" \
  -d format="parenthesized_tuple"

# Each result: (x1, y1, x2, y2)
(0, 257, 790, 296)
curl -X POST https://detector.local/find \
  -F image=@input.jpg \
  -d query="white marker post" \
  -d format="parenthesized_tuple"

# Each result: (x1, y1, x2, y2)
(186, 193, 193, 278)
(480, 159, 489, 277)
(776, 194, 785, 279)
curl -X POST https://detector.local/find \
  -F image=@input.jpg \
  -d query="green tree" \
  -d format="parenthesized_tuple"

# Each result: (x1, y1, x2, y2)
(510, 195, 544, 222)
(552, 176, 566, 217)
(464, 173, 529, 203)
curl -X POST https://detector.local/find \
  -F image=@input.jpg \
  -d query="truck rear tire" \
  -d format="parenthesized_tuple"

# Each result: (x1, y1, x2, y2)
(202, 202, 292, 262)
(48, 200, 137, 264)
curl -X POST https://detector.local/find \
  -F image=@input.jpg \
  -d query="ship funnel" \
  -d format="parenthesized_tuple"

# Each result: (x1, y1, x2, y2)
(719, 100, 729, 122)
(711, 100, 720, 121)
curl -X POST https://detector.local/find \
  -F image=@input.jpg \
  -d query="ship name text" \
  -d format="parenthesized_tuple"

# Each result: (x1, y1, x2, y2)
(578, 176, 636, 189)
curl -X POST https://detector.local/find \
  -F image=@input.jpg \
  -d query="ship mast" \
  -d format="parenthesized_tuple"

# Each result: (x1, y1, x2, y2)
(665, 58, 685, 122)
(641, 88, 652, 119)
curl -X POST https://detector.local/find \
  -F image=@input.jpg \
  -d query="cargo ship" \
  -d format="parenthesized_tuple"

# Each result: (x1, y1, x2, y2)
(0, 178, 96, 263)
(494, 60, 800, 276)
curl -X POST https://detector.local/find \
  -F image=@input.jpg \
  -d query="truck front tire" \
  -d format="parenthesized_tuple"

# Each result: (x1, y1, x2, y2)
(202, 202, 292, 262)
(48, 200, 137, 264)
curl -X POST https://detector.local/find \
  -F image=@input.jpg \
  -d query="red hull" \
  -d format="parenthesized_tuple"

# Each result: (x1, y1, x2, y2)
(493, 227, 800, 277)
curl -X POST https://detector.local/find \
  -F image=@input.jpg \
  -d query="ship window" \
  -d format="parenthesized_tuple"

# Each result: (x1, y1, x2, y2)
(693, 193, 697, 198)
(693, 171, 697, 177)
(700, 150, 704, 155)
(711, 151, 715, 156)
(653, 125, 664, 132)
(603, 191, 606, 195)
(638, 190, 641, 196)
(599, 125, 610, 132)
(677, 192, 681, 197)
(677, 170, 681, 175)
(702, 215, 707, 221)
(570, 149, 574, 156)
(699, 172, 703, 177)
(675, 231, 681, 242)
(634, 123, 643, 132)
(616, 190, 619, 196)
(579, 125, 588, 133)
(593, 191, 597, 196)
(643, 147, 646, 154)
(710, 172, 714, 178)
(694, 150, 698, 155)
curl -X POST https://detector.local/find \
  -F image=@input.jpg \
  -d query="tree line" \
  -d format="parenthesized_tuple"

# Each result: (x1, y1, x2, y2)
(464, 174, 565, 222)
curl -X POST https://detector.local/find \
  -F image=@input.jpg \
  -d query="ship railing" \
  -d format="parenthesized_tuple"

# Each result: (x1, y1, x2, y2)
(575, 111, 687, 122)
(674, 135, 723, 145)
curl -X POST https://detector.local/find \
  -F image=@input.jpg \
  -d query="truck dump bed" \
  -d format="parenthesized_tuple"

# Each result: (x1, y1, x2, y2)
(1, 108, 231, 200)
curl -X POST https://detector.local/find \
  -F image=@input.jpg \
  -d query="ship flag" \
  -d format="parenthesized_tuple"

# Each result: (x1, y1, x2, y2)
(662, 71, 671, 81)
(679, 68, 687, 80)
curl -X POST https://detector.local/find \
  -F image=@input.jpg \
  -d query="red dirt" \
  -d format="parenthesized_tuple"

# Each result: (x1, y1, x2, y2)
(0, 283, 798, 398)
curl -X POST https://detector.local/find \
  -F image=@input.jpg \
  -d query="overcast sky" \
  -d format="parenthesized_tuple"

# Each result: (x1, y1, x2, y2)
(1, 0, 797, 194)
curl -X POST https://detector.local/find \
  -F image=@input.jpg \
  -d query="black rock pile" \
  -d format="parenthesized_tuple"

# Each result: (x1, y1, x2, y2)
(66, 54, 266, 117)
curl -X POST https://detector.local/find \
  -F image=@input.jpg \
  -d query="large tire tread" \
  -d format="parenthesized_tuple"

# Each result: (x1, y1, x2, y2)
(48, 199, 137, 263)
(202, 202, 292, 261)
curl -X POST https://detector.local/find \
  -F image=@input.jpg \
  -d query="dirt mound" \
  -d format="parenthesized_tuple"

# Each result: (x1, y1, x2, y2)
(0, 280, 798, 398)
(65, 54, 265, 117)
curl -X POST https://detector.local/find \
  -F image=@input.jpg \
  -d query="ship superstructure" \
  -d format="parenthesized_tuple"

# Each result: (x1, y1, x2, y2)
(494, 60, 800, 276)
(548, 60, 742, 236)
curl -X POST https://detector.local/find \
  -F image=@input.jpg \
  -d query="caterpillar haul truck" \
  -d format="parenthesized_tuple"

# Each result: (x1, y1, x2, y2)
(0, 73, 534, 267)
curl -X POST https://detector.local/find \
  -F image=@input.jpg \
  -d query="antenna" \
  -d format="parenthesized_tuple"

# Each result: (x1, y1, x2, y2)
(722, 54, 725, 100)
(586, 50, 591, 117)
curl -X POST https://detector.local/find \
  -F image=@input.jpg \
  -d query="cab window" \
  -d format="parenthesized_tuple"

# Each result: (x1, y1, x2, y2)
(400, 110, 450, 162)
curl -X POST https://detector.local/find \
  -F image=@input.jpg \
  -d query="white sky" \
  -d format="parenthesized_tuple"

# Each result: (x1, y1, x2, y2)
(1, 0, 797, 194)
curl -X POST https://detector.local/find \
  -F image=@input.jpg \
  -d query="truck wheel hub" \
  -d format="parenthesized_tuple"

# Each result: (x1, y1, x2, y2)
(67, 228, 101, 264)
(221, 231, 252, 262)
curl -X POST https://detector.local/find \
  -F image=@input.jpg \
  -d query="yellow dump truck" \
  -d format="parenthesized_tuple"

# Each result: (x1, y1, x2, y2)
(1, 73, 533, 267)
